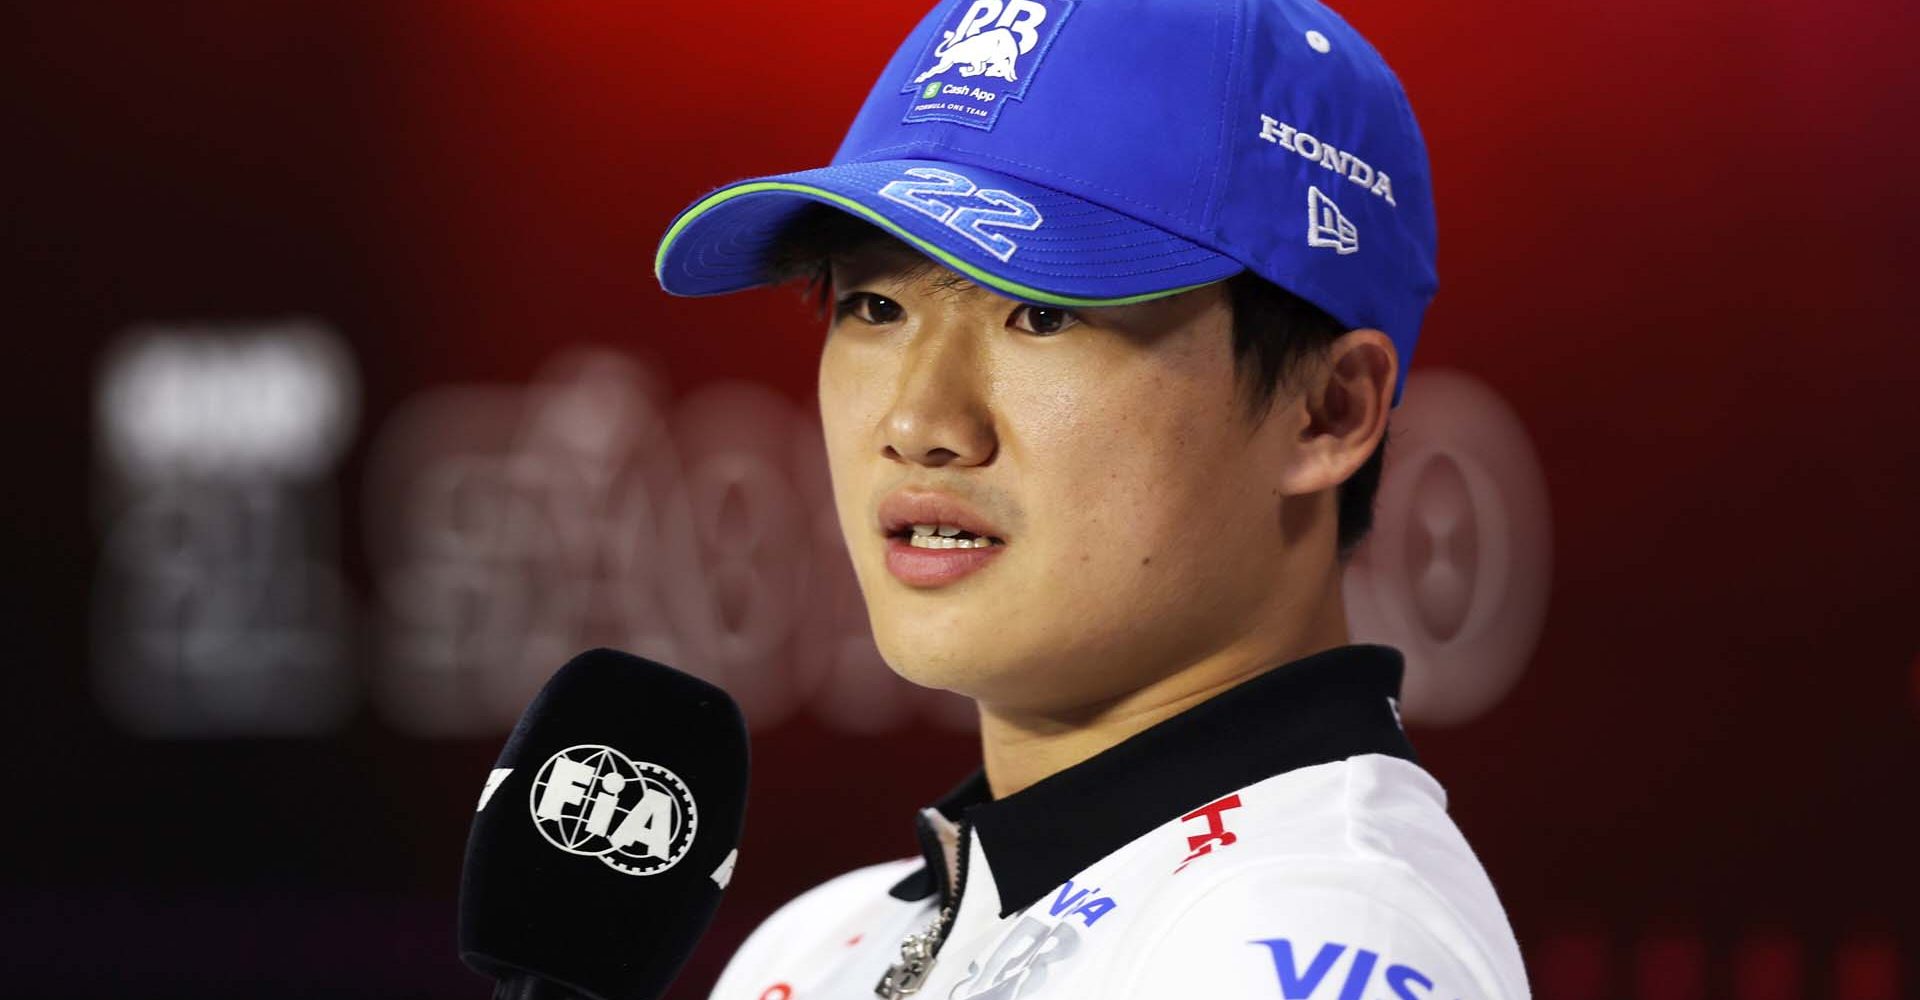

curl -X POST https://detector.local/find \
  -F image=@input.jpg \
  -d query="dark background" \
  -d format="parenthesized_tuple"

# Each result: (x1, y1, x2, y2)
(5, 0, 1917, 997)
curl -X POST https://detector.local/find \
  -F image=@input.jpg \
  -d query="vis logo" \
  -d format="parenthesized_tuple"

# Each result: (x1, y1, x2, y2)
(1251, 939, 1452, 1000)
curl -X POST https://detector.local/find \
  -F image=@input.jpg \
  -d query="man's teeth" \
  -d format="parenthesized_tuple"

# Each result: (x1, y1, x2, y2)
(906, 523, 997, 549)
(908, 535, 995, 549)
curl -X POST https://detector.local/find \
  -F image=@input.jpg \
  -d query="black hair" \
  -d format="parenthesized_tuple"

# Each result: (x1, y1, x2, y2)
(763, 203, 1388, 562)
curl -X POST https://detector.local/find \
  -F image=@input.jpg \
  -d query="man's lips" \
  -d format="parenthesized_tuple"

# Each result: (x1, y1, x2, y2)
(876, 487, 1010, 588)
(876, 488, 1007, 543)
(883, 534, 1006, 588)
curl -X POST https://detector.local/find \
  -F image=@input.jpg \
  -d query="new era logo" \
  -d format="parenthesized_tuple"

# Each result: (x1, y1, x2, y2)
(1307, 186, 1358, 254)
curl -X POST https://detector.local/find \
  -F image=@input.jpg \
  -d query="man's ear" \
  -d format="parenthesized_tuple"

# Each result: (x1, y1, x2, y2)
(1274, 329, 1396, 497)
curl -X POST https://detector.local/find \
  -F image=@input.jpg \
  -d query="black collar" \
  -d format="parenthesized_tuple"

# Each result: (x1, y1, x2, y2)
(888, 643, 1417, 917)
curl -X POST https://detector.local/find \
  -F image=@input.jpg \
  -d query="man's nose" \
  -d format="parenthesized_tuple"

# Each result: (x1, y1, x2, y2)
(879, 321, 997, 468)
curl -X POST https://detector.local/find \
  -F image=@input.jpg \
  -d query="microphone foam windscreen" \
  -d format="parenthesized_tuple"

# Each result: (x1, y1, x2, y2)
(458, 649, 750, 1000)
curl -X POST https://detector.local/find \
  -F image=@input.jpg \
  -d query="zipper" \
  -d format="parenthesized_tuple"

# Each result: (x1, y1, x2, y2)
(875, 820, 973, 999)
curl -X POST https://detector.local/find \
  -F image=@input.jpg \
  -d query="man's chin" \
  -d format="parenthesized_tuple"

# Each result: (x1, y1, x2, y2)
(871, 631, 1010, 698)
(871, 644, 979, 693)
(876, 649, 1086, 717)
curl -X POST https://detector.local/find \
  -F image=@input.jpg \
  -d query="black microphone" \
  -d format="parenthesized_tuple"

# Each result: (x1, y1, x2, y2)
(458, 648, 750, 1000)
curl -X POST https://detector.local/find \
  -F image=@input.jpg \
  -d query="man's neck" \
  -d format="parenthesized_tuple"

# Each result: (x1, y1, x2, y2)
(975, 576, 1353, 800)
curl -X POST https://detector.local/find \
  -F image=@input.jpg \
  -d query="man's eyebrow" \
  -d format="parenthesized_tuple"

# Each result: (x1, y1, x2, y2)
(925, 269, 982, 296)
(832, 250, 988, 300)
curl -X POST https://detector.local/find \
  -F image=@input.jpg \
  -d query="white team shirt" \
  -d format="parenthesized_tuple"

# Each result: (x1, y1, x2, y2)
(708, 644, 1531, 1000)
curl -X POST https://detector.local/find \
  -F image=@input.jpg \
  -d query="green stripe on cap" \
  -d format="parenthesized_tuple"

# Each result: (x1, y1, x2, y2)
(654, 180, 1219, 308)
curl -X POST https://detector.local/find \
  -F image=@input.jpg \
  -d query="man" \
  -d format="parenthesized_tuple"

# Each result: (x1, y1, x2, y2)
(654, 0, 1530, 997)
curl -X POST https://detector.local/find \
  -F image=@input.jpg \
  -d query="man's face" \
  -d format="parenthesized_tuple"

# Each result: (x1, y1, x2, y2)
(818, 241, 1314, 716)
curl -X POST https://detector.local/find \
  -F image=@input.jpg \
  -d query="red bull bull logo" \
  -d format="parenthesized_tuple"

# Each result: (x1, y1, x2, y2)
(902, 0, 1075, 130)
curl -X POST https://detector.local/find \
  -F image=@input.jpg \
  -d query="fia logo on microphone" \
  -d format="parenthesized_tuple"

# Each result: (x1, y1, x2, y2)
(526, 744, 698, 876)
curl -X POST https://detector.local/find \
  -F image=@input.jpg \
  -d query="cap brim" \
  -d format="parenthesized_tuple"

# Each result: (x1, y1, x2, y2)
(654, 159, 1244, 308)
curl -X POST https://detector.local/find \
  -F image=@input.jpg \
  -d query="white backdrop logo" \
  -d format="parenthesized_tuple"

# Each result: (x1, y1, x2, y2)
(1345, 369, 1553, 726)
(90, 318, 360, 736)
(528, 744, 697, 876)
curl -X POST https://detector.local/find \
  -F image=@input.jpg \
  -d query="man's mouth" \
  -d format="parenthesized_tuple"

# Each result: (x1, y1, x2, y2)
(890, 524, 1006, 550)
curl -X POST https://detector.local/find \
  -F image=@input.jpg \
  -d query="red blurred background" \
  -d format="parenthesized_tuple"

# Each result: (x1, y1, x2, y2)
(5, 0, 1917, 997)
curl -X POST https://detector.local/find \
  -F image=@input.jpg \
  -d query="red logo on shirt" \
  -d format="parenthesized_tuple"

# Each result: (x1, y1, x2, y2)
(1174, 793, 1242, 873)
(757, 984, 793, 1000)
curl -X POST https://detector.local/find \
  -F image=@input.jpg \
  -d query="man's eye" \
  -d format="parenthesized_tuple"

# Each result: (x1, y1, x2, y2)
(834, 291, 904, 325)
(1011, 303, 1078, 336)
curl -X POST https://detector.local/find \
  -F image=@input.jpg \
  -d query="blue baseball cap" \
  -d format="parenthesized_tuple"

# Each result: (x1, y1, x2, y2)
(654, 0, 1436, 406)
